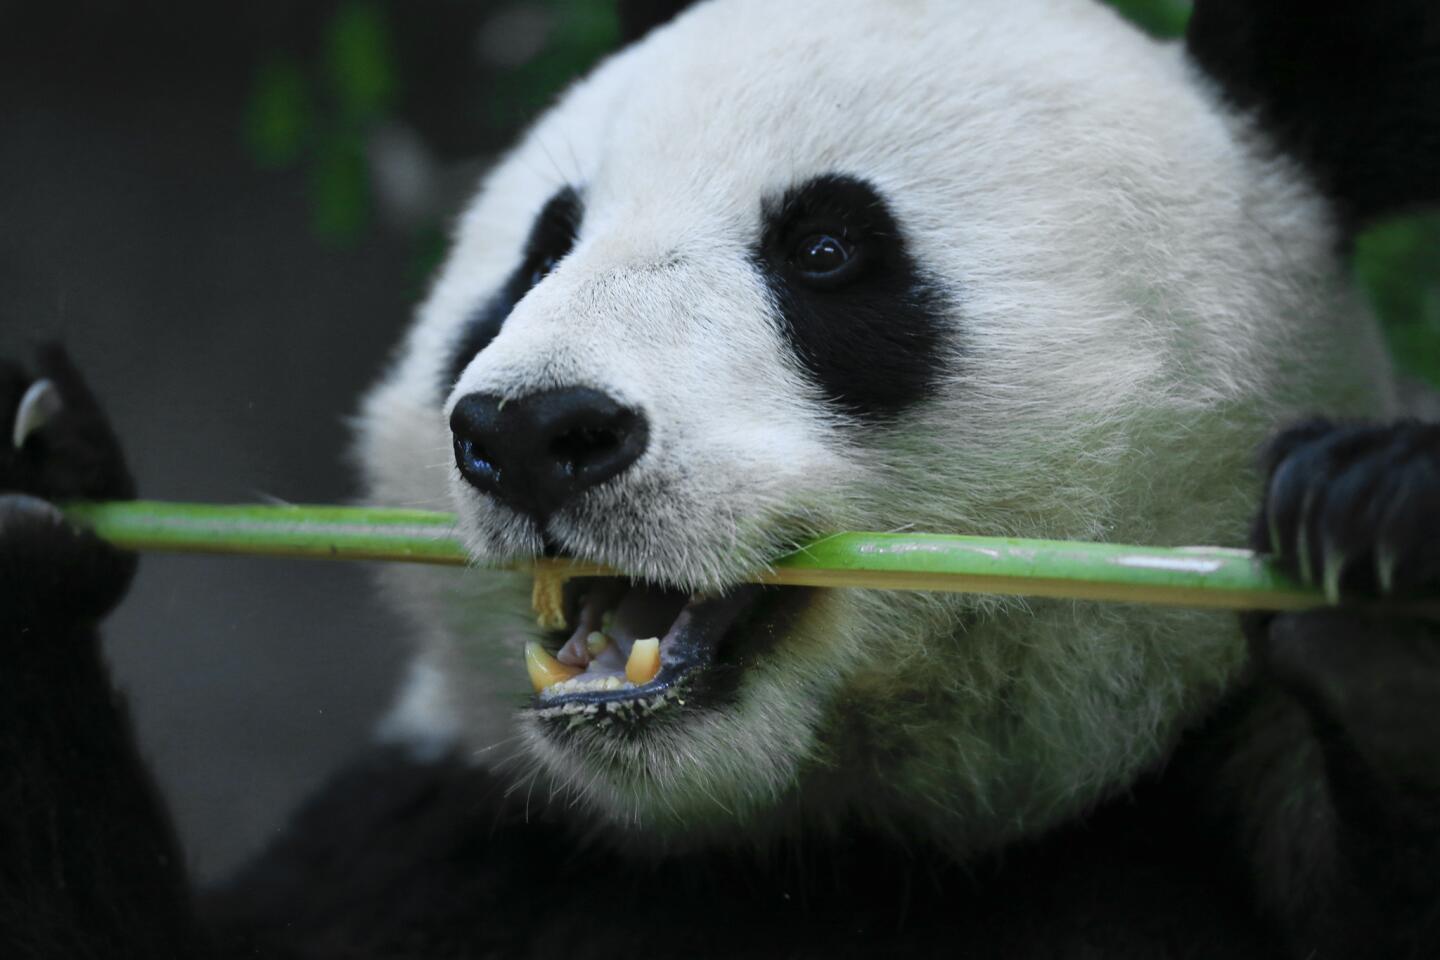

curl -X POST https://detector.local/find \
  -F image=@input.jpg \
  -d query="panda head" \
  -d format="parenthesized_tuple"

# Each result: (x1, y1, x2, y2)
(357, 0, 1429, 852)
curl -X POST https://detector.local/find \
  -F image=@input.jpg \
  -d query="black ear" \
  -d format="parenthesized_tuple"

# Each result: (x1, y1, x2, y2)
(1186, 0, 1440, 237)
(616, 0, 704, 45)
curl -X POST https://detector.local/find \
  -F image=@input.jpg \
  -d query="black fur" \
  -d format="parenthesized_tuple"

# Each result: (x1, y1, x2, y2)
(0, 348, 199, 959)
(444, 186, 583, 391)
(201, 745, 1281, 959)
(1186, 0, 1440, 236)
(1229, 421, 1440, 958)
(616, 0, 704, 45)
(755, 175, 949, 422)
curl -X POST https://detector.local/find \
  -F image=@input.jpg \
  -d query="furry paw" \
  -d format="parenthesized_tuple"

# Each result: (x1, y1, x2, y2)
(1, 347, 136, 628)
(1245, 418, 1440, 751)
(1251, 419, 1440, 603)
(1245, 424, 1440, 951)
(1, 344, 134, 502)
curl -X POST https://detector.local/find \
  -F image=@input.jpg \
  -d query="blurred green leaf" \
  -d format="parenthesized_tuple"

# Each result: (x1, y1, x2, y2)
(309, 131, 369, 240)
(1386, 322, 1440, 388)
(1355, 215, 1440, 387)
(324, 1, 396, 124)
(1104, 0, 1191, 37)
(244, 57, 310, 167)
(488, 0, 619, 131)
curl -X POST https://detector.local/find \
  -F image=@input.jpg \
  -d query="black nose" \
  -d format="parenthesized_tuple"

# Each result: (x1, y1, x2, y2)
(450, 388, 648, 521)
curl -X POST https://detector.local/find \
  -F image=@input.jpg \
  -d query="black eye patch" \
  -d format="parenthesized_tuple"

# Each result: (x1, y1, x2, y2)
(755, 174, 948, 422)
(444, 186, 583, 391)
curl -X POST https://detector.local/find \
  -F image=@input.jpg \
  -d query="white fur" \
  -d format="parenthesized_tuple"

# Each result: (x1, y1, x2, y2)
(357, 0, 1399, 857)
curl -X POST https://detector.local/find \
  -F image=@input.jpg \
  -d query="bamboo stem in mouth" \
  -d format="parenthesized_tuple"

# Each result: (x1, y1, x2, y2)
(57, 499, 1356, 613)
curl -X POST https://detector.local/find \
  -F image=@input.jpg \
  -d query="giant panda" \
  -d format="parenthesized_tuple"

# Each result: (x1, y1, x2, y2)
(2, 0, 1438, 957)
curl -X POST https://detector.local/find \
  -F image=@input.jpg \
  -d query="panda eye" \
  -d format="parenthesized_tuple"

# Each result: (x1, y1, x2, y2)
(790, 231, 860, 285)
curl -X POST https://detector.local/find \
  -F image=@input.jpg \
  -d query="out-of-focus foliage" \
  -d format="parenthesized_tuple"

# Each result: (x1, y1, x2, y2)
(1105, 0, 1190, 37)
(324, 2, 396, 123)
(242, 0, 1439, 386)
(244, 59, 310, 168)
(487, 0, 618, 130)
(244, 1, 396, 239)
(1356, 218, 1440, 387)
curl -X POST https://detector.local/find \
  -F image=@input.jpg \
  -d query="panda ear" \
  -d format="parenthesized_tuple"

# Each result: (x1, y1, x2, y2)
(616, 0, 703, 45)
(1186, 0, 1440, 236)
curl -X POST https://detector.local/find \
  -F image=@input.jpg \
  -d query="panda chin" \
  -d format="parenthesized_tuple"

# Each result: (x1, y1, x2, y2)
(528, 577, 798, 722)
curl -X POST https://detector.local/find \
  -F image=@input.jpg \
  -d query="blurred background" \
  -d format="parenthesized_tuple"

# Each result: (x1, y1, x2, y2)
(0, 0, 1435, 883)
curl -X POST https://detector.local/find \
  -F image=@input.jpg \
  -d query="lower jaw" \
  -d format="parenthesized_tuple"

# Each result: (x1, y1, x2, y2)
(517, 679, 827, 846)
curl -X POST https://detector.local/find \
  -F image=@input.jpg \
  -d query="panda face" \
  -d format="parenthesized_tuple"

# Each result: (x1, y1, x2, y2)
(358, 0, 1398, 851)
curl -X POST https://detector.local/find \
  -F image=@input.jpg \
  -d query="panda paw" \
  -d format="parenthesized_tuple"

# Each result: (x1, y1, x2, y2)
(1245, 417, 1440, 752)
(1, 345, 134, 502)
(1241, 422, 1440, 956)
(1251, 418, 1440, 602)
(0, 346, 136, 629)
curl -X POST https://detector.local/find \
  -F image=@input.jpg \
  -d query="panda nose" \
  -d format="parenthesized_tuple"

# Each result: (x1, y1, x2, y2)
(449, 388, 649, 521)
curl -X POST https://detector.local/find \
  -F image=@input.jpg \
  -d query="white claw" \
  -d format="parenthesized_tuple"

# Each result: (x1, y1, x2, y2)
(1322, 544, 1345, 605)
(12, 379, 63, 450)
(1295, 519, 1313, 585)
(1377, 550, 1398, 596)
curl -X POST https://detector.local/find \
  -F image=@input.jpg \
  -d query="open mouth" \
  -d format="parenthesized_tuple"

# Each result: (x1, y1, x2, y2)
(525, 577, 783, 720)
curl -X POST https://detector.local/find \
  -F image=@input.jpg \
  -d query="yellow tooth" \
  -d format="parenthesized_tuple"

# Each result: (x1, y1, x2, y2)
(531, 572, 567, 631)
(586, 631, 610, 656)
(525, 641, 583, 693)
(625, 638, 661, 686)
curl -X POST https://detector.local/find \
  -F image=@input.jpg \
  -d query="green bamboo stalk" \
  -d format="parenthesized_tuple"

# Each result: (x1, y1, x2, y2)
(61, 500, 469, 565)
(59, 499, 1334, 612)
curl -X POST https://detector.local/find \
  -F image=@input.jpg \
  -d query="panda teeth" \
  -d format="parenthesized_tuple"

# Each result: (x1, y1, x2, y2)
(525, 642, 582, 693)
(625, 638, 661, 685)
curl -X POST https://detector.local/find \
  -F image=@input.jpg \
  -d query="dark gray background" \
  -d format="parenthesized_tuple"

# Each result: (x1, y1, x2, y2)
(0, 1, 529, 881)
